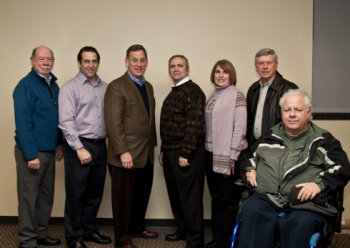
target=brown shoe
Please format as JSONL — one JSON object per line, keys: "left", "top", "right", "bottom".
{"left": 135, "top": 230, "right": 159, "bottom": 239}
{"left": 116, "top": 244, "right": 138, "bottom": 248}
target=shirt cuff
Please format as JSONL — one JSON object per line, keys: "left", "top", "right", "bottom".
{"left": 67, "top": 138, "right": 84, "bottom": 151}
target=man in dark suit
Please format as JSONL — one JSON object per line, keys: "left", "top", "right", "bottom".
{"left": 104, "top": 44, "right": 158, "bottom": 248}
{"left": 246, "top": 48, "right": 298, "bottom": 147}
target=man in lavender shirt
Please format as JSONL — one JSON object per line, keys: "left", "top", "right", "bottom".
{"left": 59, "top": 46, "right": 111, "bottom": 248}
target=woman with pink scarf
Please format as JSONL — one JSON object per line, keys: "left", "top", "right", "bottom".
{"left": 204, "top": 59, "right": 248, "bottom": 248}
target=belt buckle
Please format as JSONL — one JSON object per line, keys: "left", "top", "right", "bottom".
{"left": 273, "top": 192, "right": 282, "bottom": 200}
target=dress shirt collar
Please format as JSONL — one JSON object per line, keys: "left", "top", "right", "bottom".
{"left": 36, "top": 72, "right": 52, "bottom": 86}
{"left": 172, "top": 77, "right": 190, "bottom": 87}
{"left": 77, "top": 71, "right": 101, "bottom": 86}
{"left": 127, "top": 70, "right": 146, "bottom": 86}
{"left": 259, "top": 76, "right": 275, "bottom": 88}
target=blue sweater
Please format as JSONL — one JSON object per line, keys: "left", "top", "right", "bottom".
{"left": 13, "top": 68, "right": 62, "bottom": 160}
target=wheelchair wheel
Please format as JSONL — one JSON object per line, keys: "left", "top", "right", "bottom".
{"left": 317, "top": 239, "right": 337, "bottom": 248}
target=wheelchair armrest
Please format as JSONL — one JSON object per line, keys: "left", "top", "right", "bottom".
{"left": 235, "top": 179, "right": 255, "bottom": 195}
{"left": 235, "top": 179, "right": 249, "bottom": 187}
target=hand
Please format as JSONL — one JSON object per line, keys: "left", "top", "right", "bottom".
{"left": 158, "top": 152, "right": 163, "bottom": 166}
{"left": 55, "top": 145, "right": 63, "bottom": 159}
{"left": 121, "top": 152, "right": 133, "bottom": 169}
{"left": 28, "top": 158, "right": 40, "bottom": 170}
{"left": 76, "top": 147, "right": 92, "bottom": 165}
{"left": 178, "top": 156, "right": 189, "bottom": 167}
{"left": 295, "top": 182, "right": 321, "bottom": 202}
{"left": 229, "top": 161, "right": 235, "bottom": 175}
{"left": 224, "top": 161, "right": 236, "bottom": 178}
{"left": 246, "top": 170, "right": 257, "bottom": 187}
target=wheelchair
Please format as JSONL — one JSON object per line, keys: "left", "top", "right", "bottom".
{"left": 229, "top": 180, "right": 344, "bottom": 248}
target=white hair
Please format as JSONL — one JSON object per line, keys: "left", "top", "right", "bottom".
{"left": 279, "top": 89, "right": 313, "bottom": 111}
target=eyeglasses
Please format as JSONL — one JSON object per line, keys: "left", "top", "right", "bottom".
{"left": 256, "top": 61, "right": 274, "bottom": 67}
{"left": 129, "top": 58, "right": 147, "bottom": 65}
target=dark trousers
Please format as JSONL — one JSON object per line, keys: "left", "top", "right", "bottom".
{"left": 205, "top": 151, "right": 242, "bottom": 248}
{"left": 237, "top": 193, "right": 324, "bottom": 248}
{"left": 15, "top": 146, "right": 55, "bottom": 247}
{"left": 163, "top": 146, "right": 205, "bottom": 248}
{"left": 108, "top": 158, "right": 154, "bottom": 246}
{"left": 63, "top": 140, "right": 107, "bottom": 246}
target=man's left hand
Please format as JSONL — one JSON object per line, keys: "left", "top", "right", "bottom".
{"left": 295, "top": 182, "right": 321, "bottom": 202}
{"left": 179, "top": 156, "right": 189, "bottom": 167}
{"left": 158, "top": 152, "right": 163, "bottom": 166}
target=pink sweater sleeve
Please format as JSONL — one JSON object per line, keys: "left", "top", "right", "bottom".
{"left": 230, "top": 91, "right": 248, "bottom": 161}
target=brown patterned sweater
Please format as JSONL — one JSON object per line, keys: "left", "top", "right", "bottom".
{"left": 160, "top": 80, "right": 206, "bottom": 159}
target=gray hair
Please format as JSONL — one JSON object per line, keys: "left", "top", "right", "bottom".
{"left": 279, "top": 89, "right": 313, "bottom": 111}
{"left": 255, "top": 48, "right": 278, "bottom": 64}
{"left": 31, "top": 46, "right": 54, "bottom": 58}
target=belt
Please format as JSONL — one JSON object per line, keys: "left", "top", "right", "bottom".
{"left": 79, "top": 137, "right": 105, "bottom": 144}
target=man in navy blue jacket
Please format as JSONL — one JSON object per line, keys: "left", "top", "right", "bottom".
{"left": 13, "top": 46, "right": 63, "bottom": 248}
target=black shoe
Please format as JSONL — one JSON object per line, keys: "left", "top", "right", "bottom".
{"left": 165, "top": 233, "right": 186, "bottom": 242}
{"left": 83, "top": 232, "right": 112, "bottom": 244}
{"left": 68, "top": 241, "right": 87, "bottom": 248}
{"left": 37, "top": 236, "right": 61, "bottom": 246}
{"left": 205, "top": 241, "right": 218, "bottom": 248}
{"left": 19, "top": 246, "right": 37, "bottom": 248}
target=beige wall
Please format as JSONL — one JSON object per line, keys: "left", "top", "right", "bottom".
{"left": 1, "top": 0, "right": 348, "bottom": 221}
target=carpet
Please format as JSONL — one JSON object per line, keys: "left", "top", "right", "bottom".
{"left": 0, "top": 225, "right": 211, "bottom": 248}
{"left": 1, "top": 225, "right": 350, "bottom": 248}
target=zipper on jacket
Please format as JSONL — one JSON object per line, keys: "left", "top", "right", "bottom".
{"left": 44, "top": 81, "right": 57, "bottom": 106}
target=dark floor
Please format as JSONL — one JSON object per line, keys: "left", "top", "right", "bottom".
{"left": 0, "top": 225, "right": 212, "bottom": 248}
{"left": 1, "top": 225, "right": 350, "bottom": 248}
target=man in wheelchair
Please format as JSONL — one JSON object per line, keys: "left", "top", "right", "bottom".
{"left": 237, "top": 89, "right": 350, "bottom": 248}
